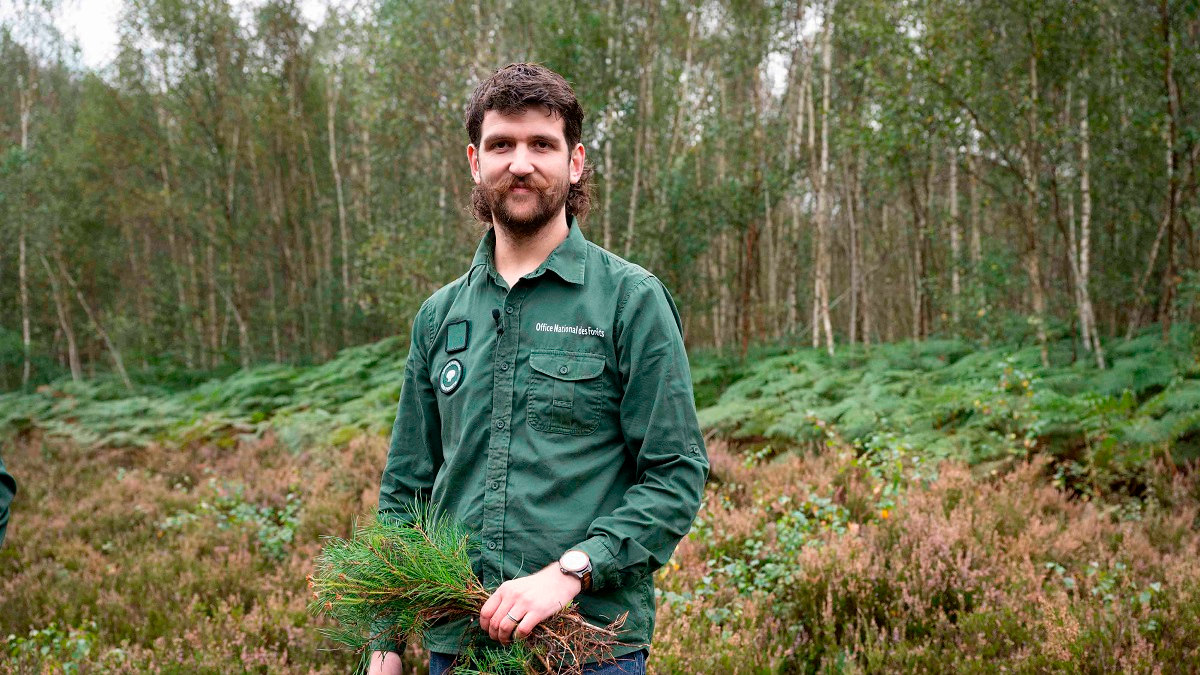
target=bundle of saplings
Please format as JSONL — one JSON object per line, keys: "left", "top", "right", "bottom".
{"left": 309, "top": 504, "right": 628, "bottom": 674}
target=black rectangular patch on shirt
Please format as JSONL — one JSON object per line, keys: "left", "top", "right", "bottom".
{"left": 445, "top": 320, "right": 469, "bottom": 354}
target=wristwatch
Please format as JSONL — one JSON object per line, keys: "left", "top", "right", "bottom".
{"left": 558, "top": 549, "right": 592, "bottom": 592}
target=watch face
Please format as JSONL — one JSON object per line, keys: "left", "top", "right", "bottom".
{"left": 560, "top": 550, "right": 589, "bottom": 572}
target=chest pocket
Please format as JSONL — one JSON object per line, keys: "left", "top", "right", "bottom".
{"left": 527, "top": 350, "right": 606, "bottom": 435}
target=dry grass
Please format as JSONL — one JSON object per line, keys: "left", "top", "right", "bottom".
{"left": 3, "top": 433, "right": 1200, "bottom": 673}
{"left": 0, "top": 432, "right": 426, "bottom": 673}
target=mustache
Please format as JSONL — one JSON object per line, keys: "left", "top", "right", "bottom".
{"left": 496, "top": 174, "right": 547, "bottom": 193}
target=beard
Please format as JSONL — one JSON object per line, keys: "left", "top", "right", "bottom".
{"left": 473, "top": 170, "right": 570, "bottom": 240}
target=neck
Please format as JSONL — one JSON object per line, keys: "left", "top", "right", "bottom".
{"left": 493, "top": 210, "right": 570, "bottom": 288}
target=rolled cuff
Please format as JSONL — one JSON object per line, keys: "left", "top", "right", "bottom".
{"left": 572, "top": 536, "right": 619, "bottom": 593}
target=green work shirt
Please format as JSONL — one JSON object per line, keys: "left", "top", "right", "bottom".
{"left": 0, "top": 453, "right": 15, "bottom": 547}
{"left": 377, "top": 218, "right": 709, "bottom": 658}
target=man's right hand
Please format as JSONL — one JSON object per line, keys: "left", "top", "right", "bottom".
{"left": 366, "top": 650, "right": 402, "bottom": 675}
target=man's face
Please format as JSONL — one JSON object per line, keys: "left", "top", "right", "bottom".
{"left": 468, "top": 106, "right": 585, "bottom": 238}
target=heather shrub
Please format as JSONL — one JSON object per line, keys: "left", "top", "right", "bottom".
{"left": 654, "top": 444, "right": 1200, "bottom": 673}
{"left": 0, "top": 433, "right": 431, "bottom": 673}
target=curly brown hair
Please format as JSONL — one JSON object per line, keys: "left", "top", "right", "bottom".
{"left": 465, "top": 63, "right": 593, "bottom": 223}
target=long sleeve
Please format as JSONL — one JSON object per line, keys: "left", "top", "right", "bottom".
{"left": 379, "top": 299, "right": 444, "bottom": 522}
{"left": 573, "top": 276, "right": 709, "bottom": 591}
{"left": 0, "top": 454, "right": 14, "bottom": 547}
{"left": 373, "top": 301, "right": 444, "bottom": 654}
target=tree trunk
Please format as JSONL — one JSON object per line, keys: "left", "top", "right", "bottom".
{"left": 55, "top": 252, "right": 132, "bottom": 391}
{"left": 904, "top": 161, "right": 927, "bottom": 342}
{"left": 19, "top": 226, "right": 31, "bottom": 388}
{"left": 787, "top": 32, "right": 814, "bottom": 338}
{"left": 327, "top": 74, "right": 352, "bottom": 347}
{"left": 856, "top": 156, "right": 872, "bottom": 347}
{"left": 18, "top": 72, "right": 34, "bottom": 388}
{"left": 844, "top": 162, "right": 860, "bottom": 345}
{"left": 1078, "top": 93, "right": 1105, "bottom": 368}
{"left": 740, "top": 220, "right": 758, "bottom": 358}
{"left": 949, "top": 146, "right": 961, "bottom": 330}
{"left": 601, "top": 0, "right": 619, "bottom": 251}
{"left": 812, "top": 4, "right": 835, "bottom": 355}
{"left": 1157, "top": 0, "right": 1180, "bottom": 341}
{"left": 1126, "top": 209, "right": 1171, "bottom": 339}
{"left": 969, "top": 148, "right": 981, "bottom": 271}
{"left": 882, "top": 204, "right": 896, "bottom": 343}
{"left": 185, "top": 230, "right": 205, "bottom": 368}
{"left": 624, "top": 34, "right": 653, "bottom": 258}
{"left": 1024, "top": 48, "right": 1049, "bottom": 367}
{"left": 204, "top": 180, "right": 220, "bottom": 367}
{"left": 908, "top": 203, "right": 923, "bottom": 343}
{"left": 219, "top": 278, "right": 252, "bottom": 369}
{"left": 267, "top": 259, "right": 283, "bottom": 363}
{"left": 120, "top": 220, "right": 150, "bottom": 367}
{"left": 38, "top": 253, "right": 81, "bottom": 381}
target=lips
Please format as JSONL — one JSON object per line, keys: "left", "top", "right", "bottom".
{"left": 506, "top": 182, "right": 539, "bottom": 195}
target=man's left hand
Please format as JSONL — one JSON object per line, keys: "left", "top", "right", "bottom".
{"left": 479, "top": 562, "right": 582, "bottom": 644}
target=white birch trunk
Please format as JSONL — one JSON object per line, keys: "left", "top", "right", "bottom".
{"left": 327, "top": 75, "right": 351, "bottom": 347}
{"left": 18, "top": 73, "right": 34, "bottom": 388}
{"left": 1078, "top": 94, "right": 1105, "bottom": 368}
{"left": 949, "top": 146, "right": 960, "bottom": 328}
{"left": 815, "top": 4, "right": 835, "bottom": 355}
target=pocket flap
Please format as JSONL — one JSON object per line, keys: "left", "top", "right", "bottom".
{"left": 529, "top": 350, "right": 606, "bottom": 381}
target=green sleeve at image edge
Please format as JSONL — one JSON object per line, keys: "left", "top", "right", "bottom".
{"left": 0, "top": 455, "right": 16, "bottom": 547}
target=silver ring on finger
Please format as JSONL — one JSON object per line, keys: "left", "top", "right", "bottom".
{"left": 505, "top": 611, "right": 523, "bottom": 624}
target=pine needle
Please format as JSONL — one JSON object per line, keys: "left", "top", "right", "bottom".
{"left": 309, "top": 503, "right": 628, "bottom": 674}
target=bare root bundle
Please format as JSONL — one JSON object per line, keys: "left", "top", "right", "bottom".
{"left": 308, "top": 504, "right": 628, "bottom": 674}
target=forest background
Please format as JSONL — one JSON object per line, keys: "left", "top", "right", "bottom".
{"left": 2, "top": 0, "right": 1197, "bottom": 382}
{"left": 3, "top": 0, "right": 1200, "bottom": 672}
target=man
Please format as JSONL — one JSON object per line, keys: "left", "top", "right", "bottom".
{"left": 369, "top": 63, "right": 708, "bottom": 675}
{"left": 0, "top": 454, "right": 13, "bottom": 547}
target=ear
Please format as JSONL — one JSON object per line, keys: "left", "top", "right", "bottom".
{"left": 467, "top": 144, "right": 481, "bottom": 184}
{"left": 569, "top": 143, "right": 585, "bottom": 184}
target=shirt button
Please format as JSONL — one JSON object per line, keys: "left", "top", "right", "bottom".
{"left": 487, "top": 541, "right": 497, "bottom": 550}
{"left": 495, "top": 420, "right": 505, "bottom": 429}
{"left": 491, "top": 481, "right": 499, "bottom": 490}
{"left": 500, "top": 363, "right": 509, "bottom": 371}
{"left": 505, "top": 306, "right": 514, "bottom": 315}
{"left": 558, "top": 365, "right": 569, "bottom": 375}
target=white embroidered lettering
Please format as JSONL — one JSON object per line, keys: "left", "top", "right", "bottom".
{"left": 533, "top": 322, "right": 606, "bottom": 338}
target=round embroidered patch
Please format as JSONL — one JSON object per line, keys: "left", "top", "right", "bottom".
{"left": 439, "top": 359, "right": 464, "bottom": 395}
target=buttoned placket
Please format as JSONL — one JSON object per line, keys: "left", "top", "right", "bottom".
{"left": 480, "top": 277, "right": 528, "bottom": 586}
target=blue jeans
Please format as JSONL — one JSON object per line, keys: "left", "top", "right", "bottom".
{"left": 429, "top": 649, "right": 647, "bottom": 674}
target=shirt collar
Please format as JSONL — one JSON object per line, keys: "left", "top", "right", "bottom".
{"left": 469, "top": 216, "right": 587, "bottom": 287}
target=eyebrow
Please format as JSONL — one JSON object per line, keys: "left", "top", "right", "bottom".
{"left": 482, "top": 133, "right": 562, "bottom": 147}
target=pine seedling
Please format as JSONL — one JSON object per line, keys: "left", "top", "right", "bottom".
{"left": 309, "top": 502, "right": 628, "bottom": 674}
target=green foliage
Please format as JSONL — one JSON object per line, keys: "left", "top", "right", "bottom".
{"left": 311, "top": 503, "right": 486, "bottom": 660}
{"left": 700, "top": 492, "right": 851, "bottom": 597}
{"left": 0, "top": 327, "right": 66, "bottom": 391}
{"left": 0, "top": 336, "right": 409, "bottom": 451}
{"left": 695, "top": 326, "right": 1200, "bottom": 497}
{"left": 158, "top": 480, "right": 301, "bottom": 561}
{"left": 4, "top": 621, "right": 102, "bottom": 673}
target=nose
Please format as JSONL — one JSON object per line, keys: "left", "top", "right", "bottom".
{"left": 508, "top": 144, "right": 534, "bottom": 177}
